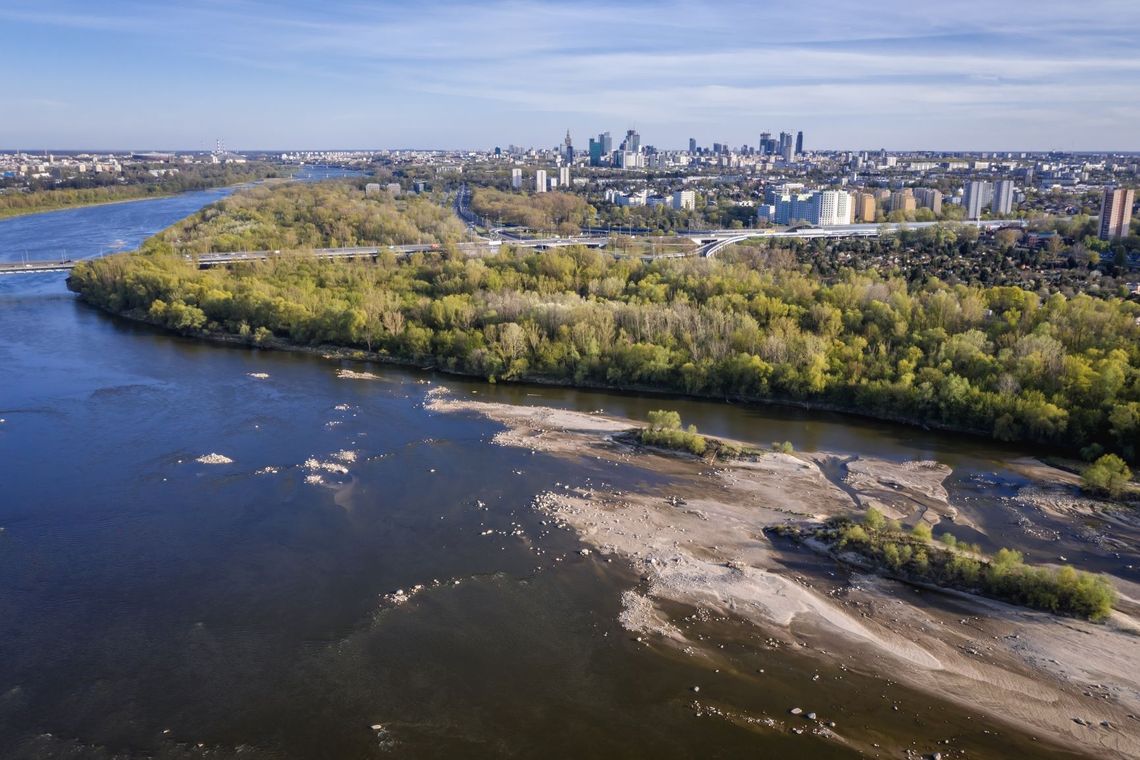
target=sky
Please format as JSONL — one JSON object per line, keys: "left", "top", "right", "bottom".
{"left": 2, "top": 0, "right": 1139, "bottom": 152}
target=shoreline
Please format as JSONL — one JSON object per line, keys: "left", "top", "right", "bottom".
{"left": 0, "top": 174, "right": 290, "bottom": 222}
{"left": 423, "top": 388, "right": 1140, "bottom": 759}
{"left": 67, "top": 297, "right": 1081, "bottom": 464}
{"left": 0, "top": 191, "right": 184, "bottom": 221}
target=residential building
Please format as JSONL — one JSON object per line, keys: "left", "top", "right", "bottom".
{"left": 535, "top": 170, "right": 547, "bottom": 193}
{"left": 1099, "top": 186, "right": 1136, "bottom": 239}
{"left": 855, "top": 192, "right": 876, "bottom": 222}
{"left": 992, "top": 180, "right": 1015, "bottom": 215}
{"left": 812, "top": 190, "right": 853, "bottom": 225}
{"left": 963, "top": 180, "right": 991, "bottom": 219}
{"left": 914, "top": 188, "right": 943, "bottom": 215}
{"left": 672, "top": 190, "right": 695, "bottom": 211}
{"left": 889, "top": 188, "right": 916, "bottom": 214}
{"left": 558, "top": 166, "right": 570, "bottom": 187}
{"left": 511, "top": 168, "right": 522, "bottom": 190}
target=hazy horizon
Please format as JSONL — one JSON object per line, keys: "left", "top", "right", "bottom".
{"left": 3, "top": 0, "right": 1139, "bottom": 152}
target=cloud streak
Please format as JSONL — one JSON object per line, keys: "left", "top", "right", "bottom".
{"left": 1, "top": 0, "right": 1138, "bottom": 149}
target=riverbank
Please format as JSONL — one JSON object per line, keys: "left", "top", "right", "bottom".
{"left": 0, "top": 190, "right": 186, "bottom": 220}
{"left": 72, "top": 296, "right": 1091, "bottom": 471}
{"left": 426, "top": 387, "right": 1140, "bottom": 759}
{"left": 0, "top": 167, "right": 289, "bottom": 221}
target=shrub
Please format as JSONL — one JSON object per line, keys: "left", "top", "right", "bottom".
{"left": 1082, "top": 454, "right": 1133, "bottom": 499}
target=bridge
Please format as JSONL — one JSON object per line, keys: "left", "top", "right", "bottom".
{"left": 0, "top": 219, "right": 1026, "bottom": 275}
{"left": 0, "top": 237, "right": 612, "bottom": 275}
{"left": 697, "top": 219, "right": 1024, "bottom": 257}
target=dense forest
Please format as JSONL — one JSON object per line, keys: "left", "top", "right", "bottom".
{"left": 70, "top": 240, "right": 1140, "bottom": 463}
{"left": 470, "top": 188, "right": 594, "bottom": 234}
{"left": 744, "top": 227, "right": 1139, "bottom": 300}
{"left": 0, "top": 163, "right": 282, "bottom": 218}
{"left": 138, "top": 182, "right": 468, "bottom": 254}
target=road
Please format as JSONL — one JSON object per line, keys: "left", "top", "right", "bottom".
{"left": 1, "top": 220, "right": 1025, "bottom": 275}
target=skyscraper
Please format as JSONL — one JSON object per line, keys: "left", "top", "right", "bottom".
{"left": 563, "top": 130, "right": 574, "bottom": 163}
{"left": 1099, "top": 186, "right": 1136, "bottom": 239}
{"left": 588, "top": 138, "right": 603, "bottom": 167}
{"left": 601, "top": 131, "right": 612, "bottom": 154}
{"left": 621, "top": 129, "right": 641, "bottom": 153}
{"left": 778, "top": 132, "right": 792, "bottom": 156}
{"left": 688, "top": 137, "right": 697, "bottom": 154}
{"left": 992, "top": 180, "right": 1015, "bottom": 215}
{"left": 795, "top": 131, "right": 803, "bottom": 156}
{"left": 759, "top": 132, "right": 772, "bottom": 155}
{"left": 963, "top": 181, "right": 991, "bottom": 220}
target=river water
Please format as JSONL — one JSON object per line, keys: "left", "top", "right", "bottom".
{"left": 0, "top": 190, "right": 1125, "bottom": 758}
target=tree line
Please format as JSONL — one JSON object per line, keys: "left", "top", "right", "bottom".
{"left": 67, "top": 182, "right": 1140, "bottom": 463}
{"left": 0, "top": 163, "right": 282, "bottom": 218}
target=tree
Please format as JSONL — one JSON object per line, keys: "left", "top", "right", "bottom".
{"left": 1082, "top": 454, "right": 1133, "bottom": 499}
{"left": 863, "top": 507, "right": 885, "bottom": 531}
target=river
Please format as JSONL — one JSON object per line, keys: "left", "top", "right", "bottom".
{"left": 0, "top": 188, "right": 1130, "bottom": 758}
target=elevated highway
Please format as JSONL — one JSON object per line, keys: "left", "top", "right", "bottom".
{"left": 1, "top": 220, "right": 1025, "bottom": 275}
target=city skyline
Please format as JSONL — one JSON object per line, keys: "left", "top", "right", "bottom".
{"left": 2, "top": 0, "right": 1139, "bottom": 151}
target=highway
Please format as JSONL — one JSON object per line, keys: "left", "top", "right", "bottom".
{"left": 0, "top": 220, "right": 1024, "bottom": 275}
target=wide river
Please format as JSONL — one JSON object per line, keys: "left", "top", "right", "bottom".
{"left": 0, "top": 185, "right": 1128, "bottom": 758}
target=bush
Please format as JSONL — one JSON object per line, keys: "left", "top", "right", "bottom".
{"left": 863, "top": 507, "right": 886, "bottom": 531}
{"left": 640, "top": 410, "right": 708, "bottom": 456}
{"left": 813, "top": 518, "right": 1117, "bottom": 621}
{"left": 1082, "top": 454, "right": 1133, "bottom": 499}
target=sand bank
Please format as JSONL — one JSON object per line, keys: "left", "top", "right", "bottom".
{"left": 427, "top": 388, "right": 1140, "bottom": 759}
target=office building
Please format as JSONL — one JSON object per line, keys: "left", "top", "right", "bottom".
{"left": 588, "top": 139, "right": 603, "bottom": 167}
{"left": 795, "top": 131, "right": 803, "bottom": 156}
{"left": 558, "top": 166, "right": 570, "bottom": 187}
{"left": 782, "top": 142, "right": 795, "bottom": 163}
{"left": 621, "top": 129, "right": 640, "bottom": 153}
{"left": 511, "top": 168, "right": 522, "bottom": 190}
{"left": 778, "top": 132, "right": 793, "bottom": 156}
{"left": 992, "top": 180, "right": 1015, "bottom": 215}
{"left": 1099, "top": 186, "right": 1135, "bottom": 239}
{"left": 562, "top": 130, "right": 574, "bottom": 164}
{"left": 688, "top": 137, "right": 697, "bottom": 154}
{"left": 963, "top": 181, "right": 991, "bottom": 220}
{"left": 535, "top": 170, "right": 547, "bottom": 193}
{"left": 672, "top": 190, "right": 695, "bottom": 211}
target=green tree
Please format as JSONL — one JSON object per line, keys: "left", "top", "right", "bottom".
{"left": 1082, "top": 454, "right": 1133, "bottom": 499}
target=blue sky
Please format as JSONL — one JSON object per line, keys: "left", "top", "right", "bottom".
{"left": 1, "top": 0, "right": 1138, "bottom": 151}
